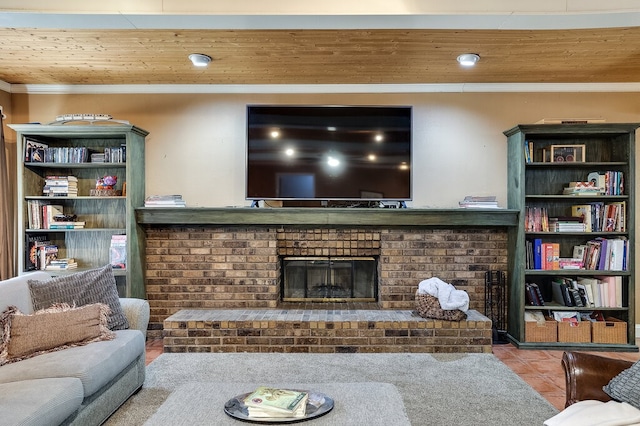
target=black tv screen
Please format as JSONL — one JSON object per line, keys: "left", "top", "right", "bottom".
{"left": 246, "top": 105, "right": 412, "bottom": 201}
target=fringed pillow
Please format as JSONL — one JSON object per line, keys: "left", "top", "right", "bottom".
{"left": 0, "top": 303, "right": 115, "bottom": 365}
{"left": 28, "top": 264, "right": 129, "bottom": 331}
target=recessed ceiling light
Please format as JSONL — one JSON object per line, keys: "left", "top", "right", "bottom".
{"left": 189, "top": 53, "right": 212, "bottom": 67}
{"left": 457, "top": 53, "right": 480, "bottom": 67}
{"left": 327, "top": 156, "right": 340, "bottom": 167}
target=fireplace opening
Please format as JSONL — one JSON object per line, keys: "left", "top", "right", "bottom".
{"left": 281, "top": 257, "right": 377, "bottom": 302}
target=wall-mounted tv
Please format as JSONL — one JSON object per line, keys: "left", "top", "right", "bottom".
{"left": 246, "top": 105, "right": 412, "bottom": 202}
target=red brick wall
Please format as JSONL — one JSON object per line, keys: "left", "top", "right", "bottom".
{"left": 144, "top": 226, "right": 507, "bottom": 338}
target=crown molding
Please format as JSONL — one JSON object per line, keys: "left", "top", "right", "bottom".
{"left": 6, "top": 82, "right": 640, "bottom": 94}
{"left": 2, "top": 10, "right": 640, "bottom": 31}
{"left": 0, "top": 80, "right": 10, "bottom": 93}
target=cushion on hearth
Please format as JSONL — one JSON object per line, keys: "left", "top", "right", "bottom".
{"left": 28, "top": 264, "right": 129, "bottom": 330}
{"left": 0, "top": 303, "right": 114, "bottom": 365}
{"left": 603, "top": 360, "right": 640, "bottom": 410}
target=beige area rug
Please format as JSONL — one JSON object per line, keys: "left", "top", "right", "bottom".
{"left": 106, "top": 352, "right": 559, "bottom": 426}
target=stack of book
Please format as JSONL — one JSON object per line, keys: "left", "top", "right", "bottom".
{"left": 144, "top": 194, "right": 186, "bottom": 207}
{"left": 45, "top": 258, "right": 78, "bottom": 271}
{"left": 49, "top": 219, "right": 85, "bottom": 229}
{"left": 563, "top": 181, "right": 600, "bottom": 196}
{"left": 243, "top": 387, "right": 308, "bottom": 419}
{"left": 458, "top": 195, "right": 499, "bottom": 209}
{"left": 90, "top": 152, "right": 106, "bottom": 163}
{"left": 109, "top": 235, "right": 127, "bottom": 269}
{"left": 43, "top": 175, "right": 78, "bottom": 197}
{"left": 548, "top": 216, "right": 586, "bottom": 233}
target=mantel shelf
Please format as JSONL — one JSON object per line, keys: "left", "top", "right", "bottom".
{"left": 135, "top": 207, "right": 519, "bottom": 227}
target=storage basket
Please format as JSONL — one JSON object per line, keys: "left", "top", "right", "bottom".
{"left": 557, "top": 321, "right": 591, "bottom": 343}
{"left": 592, "top": 318, "right": 627, "bottom": 344}
{"left": 525, "top": 318, "right": 557, "bottom": 342}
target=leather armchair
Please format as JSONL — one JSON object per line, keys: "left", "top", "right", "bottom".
{"left": 562, "top": 351, "right": 633, "bottom": 408}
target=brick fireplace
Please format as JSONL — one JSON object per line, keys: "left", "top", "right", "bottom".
{"left": 142, "top": 216, "right": 511, "bottom": 340}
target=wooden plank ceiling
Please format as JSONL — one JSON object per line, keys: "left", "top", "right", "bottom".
{"left": 1, "top": 26, "right": 640, "bottom": 85}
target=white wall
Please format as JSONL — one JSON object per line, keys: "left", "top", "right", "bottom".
{"left": 9, "top": 91, "right": 639, "bottom": 208}
{"left": 6, "top": 89, "right": 640, "bottom": 317}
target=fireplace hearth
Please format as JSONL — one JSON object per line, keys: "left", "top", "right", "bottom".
{"left": 282, "top": 257, "right": 377, "bottom": 302}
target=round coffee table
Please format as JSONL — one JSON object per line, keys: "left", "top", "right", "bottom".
{"left": 224, "top": 390, "right": 334, "bottom": 423}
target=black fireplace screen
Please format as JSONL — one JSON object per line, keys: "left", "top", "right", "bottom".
{"left": 282, "top": 257, "right": 377, "bottom": 301}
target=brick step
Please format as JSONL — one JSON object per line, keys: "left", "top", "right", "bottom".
{"left": 163, "top": 309, "right": 493, "bottom": 353}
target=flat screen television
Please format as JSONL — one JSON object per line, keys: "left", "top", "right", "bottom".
{"left": 246, "top": 105, "right": 412, "bottom": 202}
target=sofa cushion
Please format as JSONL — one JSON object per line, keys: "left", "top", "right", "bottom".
{"left": 0, "top": 329, "right": 144, "bottom": 398}
{"left": 28, "top": 264, "right": 130, "bottom": 331}
{"left": 0, "top": 271, "right": 51, "bottom": 315}
{"left": 604, "top": 360, "right": 640, "bottom": 410}
{"left": 0, "top": 303, "right": 114, "bottom": 365}
{"left": 0, "top": 377, "right": 83, "bottom": 426}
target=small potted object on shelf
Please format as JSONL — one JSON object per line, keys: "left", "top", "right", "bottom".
{"left": 90, "top": 175, "right": 122, "bottom": 196}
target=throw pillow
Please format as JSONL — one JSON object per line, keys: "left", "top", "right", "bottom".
{"left": 0, "top": 303, "right": 115, "bottom": 365}
{"left": 28, "top": 264, "right": 129, "bottom": 331}
{"left": 604, "top": 361, "right": 640, "bottom": 410}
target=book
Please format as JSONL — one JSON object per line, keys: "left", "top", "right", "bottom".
{"left": 25, "top": 234, "right": 49, "bottom": 271}
{"left": 533, "top": 239, "right": 542, "bottom": 270}
{"left": 39, "top": 244, "right": 58, "bottom": 270}
{"left": 595, "top": 276, "right": 622, "bottom": 308}
{"left": 43, "top": 204, "right": 64, "bottom": 229}
{"left": 577, "top": 277, "right": 599, "bottom": 307}
{"left": 525, "top": 282, "right": 545, "bottom": 306}
{"left": 458, "top": 195, "right": 499, "bottom": 209}
{"left": 45, "top": 258, "right": 78, "bottom": 270}
{"left": 144, "top": 194, "right": 187, "bottom": 207}
{"left": 110, "top": 235, "right": 127, "bottom": 269}
{"left": 243, "top": 387, "right": 308, "bottom": 418}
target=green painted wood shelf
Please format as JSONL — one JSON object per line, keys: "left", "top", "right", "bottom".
{"left": 135, "top": 207, "right": 519, "bottom": 227}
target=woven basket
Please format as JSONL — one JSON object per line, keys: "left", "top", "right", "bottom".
{"left": 557, "top": 321, "right": 591, "bottom": 343}
{"left": 592, "top": 319, "right": 627, "bottom": 344}
{"left": 415, "top": 291, "right": 467, "bottom": 321}
{"left": 525, "top": 318, "right": 557, "bottom": 342}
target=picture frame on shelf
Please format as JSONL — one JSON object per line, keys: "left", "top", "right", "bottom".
{"left": 550, "top": 144, "right": 585, "bottom": 163}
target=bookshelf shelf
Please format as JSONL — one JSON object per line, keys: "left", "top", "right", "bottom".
{"left": 25, "top": 163, "right": 127, "bottom": 169}
{"left": 11, "top": 124, "right": 148, "bottom": 298}
{"left": 505, "top": 123, "right": 638, "bottom": 351}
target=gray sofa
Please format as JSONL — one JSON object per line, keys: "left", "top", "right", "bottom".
{"left": 0, "top": 271, "right": 150, "bottom": 426}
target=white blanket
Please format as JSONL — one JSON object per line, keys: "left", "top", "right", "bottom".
{"left": 544, "top": 400, "right": 640, "bottom": 426}
{"left": 417, "top": 277, "right": 469, "bottom": 312}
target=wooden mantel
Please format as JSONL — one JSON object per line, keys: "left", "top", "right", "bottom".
{"left": 135, "top": 207, "right": 519, "bottom": 227}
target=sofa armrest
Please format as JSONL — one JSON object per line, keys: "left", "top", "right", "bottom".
{"left": 119, "top": 298, "right": 150, "bottom": 338}
{"left": 562, "top": 351, "right": 633, "bottom": 408}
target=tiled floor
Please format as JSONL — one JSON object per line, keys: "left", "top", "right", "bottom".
{"left": 144, "top": 338, "right": 640, "bottom": 411}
